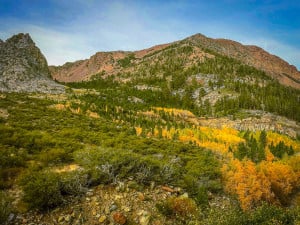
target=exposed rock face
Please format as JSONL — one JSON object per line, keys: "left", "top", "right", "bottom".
{"left": 199, "top": 111, "right": 300, "bottom": 138}
{"left": 49, "top": 43, "right": 171, "bottom": 83}
{"left": 50, "top": 33, "right": 300, "bottom": 89}
{"left": 188, "top": 34, "right": 300, "bottom": 89}
{"left": 50, "top": 51, "right": 128, "bottom": 82}
{"left": 0, "top": 33, "right": 64, "bottom": 93}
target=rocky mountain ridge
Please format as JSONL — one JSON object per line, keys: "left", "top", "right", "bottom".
{"left": 49, "top": 43, "right": 171, "bottom": 83}
{"left": 50, "top": 33, "right": 300, "bottom": 89}
{"left": 0, "top": 33, "right": 64, "bottom": 93}
{"left": 188, "top": 34, "right": 300, "bottom": 89}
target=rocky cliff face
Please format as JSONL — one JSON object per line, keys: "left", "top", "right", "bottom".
{"left": 0, "top": 33, "right": 64, "bottom": 93}
{"left": 50, "top": 33, "right": 300, "bottom": 89}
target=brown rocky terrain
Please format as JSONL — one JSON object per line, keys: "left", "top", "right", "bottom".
{"left": 7, "top": 180, "right": 228, "bottom": 225}
{"left": 0, "top": 33, "right": 64, "bottom": 93}
{"left": 49, "top": 43, "right": 171, "bottom": 83}
{"left": 50, "top": 33, "right": 300, "bottom": 89}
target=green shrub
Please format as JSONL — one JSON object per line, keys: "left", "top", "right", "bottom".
{"left": 19, "top": 168, "right": 90, "bottom": 211}
{"left": 0, "top": 145, "right": 27, "bottom": 168}
{"left": 74, "top": 147, "right": 164, "bottom": 185}
{"left": 203, "top": 202, "right": 297, "bottom": 225}
{"left": 203, "top": 204, "right": 246, "bottom": 225}
{"left": 0, "top": 167, "right": 22, "bottom": 189}
{"left": 20, "top": 170, "right": 63, "bottom": 210}
{"left": 38, "top": 148, "right": 71, "bottom": 166}
{"left": 248, "top": 203, "right": 295, "bottom": 225}
{"left": 194, "top": 186, "right": 209, "bottom": 207}
{"left": 0, "top": 191, "right": 12, "bottom": 224}
{"left": 60, "top": 170, "right": 88, "bottom": 195}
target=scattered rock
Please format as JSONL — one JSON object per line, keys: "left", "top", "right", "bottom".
{"left": 58, "top": 216, "right": 64, "bottom": 223}
{"left": 139, "top": 210, "right": 151, "bottom": 225}
{"left": 174, "top": 187, "right": 182, "bottom": 193}
{"left": 114, "top": 194, "right": 122, "bottom": 200}
{"left": 8, "top": 213, "right": 15, "bottom": 222}
{"left": 109, "top": 204, "right": 118, "bottom": 212}
{"left": 112, "top": 212, "right": 127, "bottom": 225}
{"left": 98, "top": 215, "right": 107, "bottom": 223}
{"left": 137, "top": 192, "right": 145, "bottom": 201}
{"left": 116, "top": 181, "right": 126, "bottom": 192}
{"left": 181, "top": 193, "right": 189, "bottom": 198}
{"left": 64, "top": 215, "right": 71, "bottom": 222}
{"left": 161, "top": 186, "right": 175, "bottom": 193}
{"left": 121, "top": 206, "right": 131, "bottom": 212}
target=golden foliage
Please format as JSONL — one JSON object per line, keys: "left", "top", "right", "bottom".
{"left": 153, "top": 107, "right": 195, "bottom": 118}
{"left": 267, "top": 131, "right": 300, "bottom": 152}
{"left": 86, "top": 110, "right": 100, "bottom": 119}
{"left": 265, "top": 149, "right": 275, "bottom": 162}
{"left": 222, "top": 159, "right": 273, "bottom": 210}
{"left": 51, "top": 104, "right": 66, "bottom": 110}
{"left": 135, "top": 126, "right": 143, "bottom": 136}
{"left": 133, "top": 107, "right": 300, "bottom": 210}
{"left": 223, "top": 158, "right": 300, "bottom": 210}
{"left": 259, "top": 161, "right": 299, "bottom": 202}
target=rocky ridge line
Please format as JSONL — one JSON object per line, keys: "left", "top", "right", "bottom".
{"left": 188, "top": 34, "right": 300, "bottom": 89}
{"left": 50, "top": 33, "right": 300, "bottom": 89}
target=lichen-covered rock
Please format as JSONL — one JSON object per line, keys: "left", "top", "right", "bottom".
{"left": 0, "top": 33, "right": 64, "bottom": 93}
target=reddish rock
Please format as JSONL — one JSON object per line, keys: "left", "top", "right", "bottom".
{"left": 112, "top": 212, "right": 127, "bottom": 225}
{"left": 137, "top": 192, "right": 145, "bottom": 201}
{"left": 161, "top": 186, "right": 175, "bottom": 193}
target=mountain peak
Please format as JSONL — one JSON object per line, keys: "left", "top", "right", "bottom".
{"left": 0, "top": 33, "right": 64, "bottom": 93}
{"left": 189, "top": 33, "right": 208, "bottom": 39}
{"left": 50, "top": 33, "right": 300, "bottom": 89}
{"left": 6, "top": 33, "right": 35, "bottom": 48}
{"left": 185, "top": 33, "right": 300, "bottom": 88}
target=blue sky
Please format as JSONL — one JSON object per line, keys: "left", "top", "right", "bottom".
{"left": 0, "top": 0, "right": 299, "bottom": 69}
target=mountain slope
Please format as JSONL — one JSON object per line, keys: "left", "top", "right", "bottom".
{"left": 188, "top": 34, "right": 300, "bottom": 89}
{"left": 50, "top": 33, "right": 300, "bottom": 89}
{"left": 1, "top": 33, "right": 300, "bottom": 225}
{"left": 49, "top": 43, "right": 171, "bottom": 82}
{"left": 0, "top": 33, "right": 64, "bottom": 93}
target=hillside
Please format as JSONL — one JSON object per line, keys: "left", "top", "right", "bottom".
{"left": 0, "top": 33, "right": 300, "bottom": 224}
{"left": 50, "top": 33, "right": 300, "bottom": 89}
{"left": 0, "top": 33, "right": 64, "bottom": 93}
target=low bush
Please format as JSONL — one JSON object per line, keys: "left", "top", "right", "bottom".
{"left": 19, "top": 169, "right": 88, "bottom": 210}
{"left": 20, "top": 170, "right": 63, "bottom": 210}
{"left": 0, "top": 191, "right": 12, "bottom": 224}
{"left": 38, "top": 148, "right": 71, "bottom": 166}
{"left": 0, "top": 167, "right": 22, "bottom": 189}
{"left": 60, "top": 170, "right": 88, "bottom": 195}
{"left": 203, "top": 204, "right": 246, "bottom": 225}
{"left": 247, "top": 202, "right": 296, "bottom": 225}
{"left": 202, "top": 202, "right": 298, "bottom": 225}
{"left": 156, "top": 196, "right": 198, "bottom": 220}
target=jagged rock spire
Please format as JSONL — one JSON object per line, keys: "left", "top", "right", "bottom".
{"left": 0, "top": 33, "right": 64, "bottom": 93}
